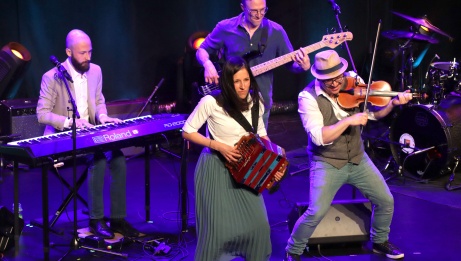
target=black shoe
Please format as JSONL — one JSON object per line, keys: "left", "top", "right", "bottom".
{"left": 373, "top": 241, "right": 404, "bottom": 259}
{"left": 89, "top": 219, "right": 114, "bottom": 239}
{"left": 285, "top": 251, "right": 301, "bottom": 261}
{"left": 110, "top": 218, "right": 141, "bottom": 238}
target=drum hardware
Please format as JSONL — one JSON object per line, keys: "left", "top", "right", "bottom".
{"left": 397, "top": 39, "right": 415, "bottom": 92}
{"left": 381, "top": 30, "right": 439, "bottom": 44}
{"left": 385, "top": 144, "right": 432, "bottom": 184}
{"left": 425, "top": 60, "right": 460, "bottom": 104}
{"left": 391, "top": 12, "right": 453, "bottom": 40}
{"left": 445, "top": 156, "right": 461, "bottom": 191}
{"left": 431, "top": 86, "right": 445, "bottom": 106}
{"left": 362, "top": 124, "right": 394, "bottom": 171}
{"left": 362, "top": 126, "right": 415, "bottom": 181}
{"left": 381, "top": 156, "right": 395, "bottom": 173}
{"left": 390, "top": 12, "right": 453, "bottom": 103}
{"left": 381, "top": 29, "right": 427, "bottom": 93}
{"left": 362, "top": 114, "right": 400, "bottom": 175}
{"left": 456, "top": 81, "right": 461, "bottom": 93}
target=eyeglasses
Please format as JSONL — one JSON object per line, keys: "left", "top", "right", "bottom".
{"left": 246, "top": 7, "right": 268, "bottom": 17}
{"left": 321, "top": 74, "right": 344, "bottom": 88}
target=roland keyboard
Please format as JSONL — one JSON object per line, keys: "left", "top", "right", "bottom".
{"left": 0, "top": 113, "right": 188, "bottom": 166}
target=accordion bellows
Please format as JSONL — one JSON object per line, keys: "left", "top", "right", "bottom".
{"left": 226, "top": 133, "right": 289, "bottom": 193}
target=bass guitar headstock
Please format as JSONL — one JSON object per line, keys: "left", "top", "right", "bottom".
{"left": 321, "top": 31, "right": 353, "bottom": 49}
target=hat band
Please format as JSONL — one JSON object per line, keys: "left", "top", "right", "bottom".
{"left": 316, "top": 62, "right": 344, "bottom": 75}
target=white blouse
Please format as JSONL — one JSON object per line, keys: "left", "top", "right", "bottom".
{"left": 182, "top": 95, "right": 267, "bottom": 147}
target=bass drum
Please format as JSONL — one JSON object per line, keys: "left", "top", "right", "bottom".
{"left": 390, "top": 95, "right": 461, "bottom": 179}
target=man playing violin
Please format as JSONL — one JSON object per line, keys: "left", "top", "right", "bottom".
{"left": 285, "top": 50, "right": 412, "bottom": 260}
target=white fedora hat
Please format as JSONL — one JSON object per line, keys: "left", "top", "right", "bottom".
{"left": 310, "top": 50, "right": 348, "bottom": 80}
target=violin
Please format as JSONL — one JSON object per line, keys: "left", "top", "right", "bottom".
{"left": 337, "top": 76, "right": 422, "bottom": 109}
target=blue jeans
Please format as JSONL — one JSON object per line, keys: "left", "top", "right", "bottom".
{"left": 286, "top": 153, "right": 394, "bottom": 255}
{"left": 87, "top": 150, "right": 127, "bottom": 220}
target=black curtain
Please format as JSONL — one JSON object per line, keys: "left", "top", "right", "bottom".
{"left": 1, "top": 0, "right": 459, "bottom": 112}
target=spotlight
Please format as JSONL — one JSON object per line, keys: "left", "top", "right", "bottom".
{"left": 187, "top": 31, "right": 209, "bottom": 52}
{"left": 0, "top": 42, "right": 32, "bottom": 99}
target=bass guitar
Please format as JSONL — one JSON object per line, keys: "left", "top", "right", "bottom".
{"left": 198, "top": 32, "right": 353, "bottom": 96}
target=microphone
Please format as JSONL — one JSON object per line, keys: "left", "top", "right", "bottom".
{"left": 328, "top": 0, "right": 341, "bottom": 13}
{"left": 50, "top": 55, "right": 73, "bottom": 83}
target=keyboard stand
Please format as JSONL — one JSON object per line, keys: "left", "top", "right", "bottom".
{"left": 30, "top": 166, "right": 89, "bottom": 234}
{"left": 49, "top": 167, "right": 89, "bottom": 228}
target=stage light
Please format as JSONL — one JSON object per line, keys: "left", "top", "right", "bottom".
{"left": 187, "top": 31, "right": 209, "bottom": 51}
{"left": 419, "top": 25, "right": 429, "bottom": 34}
{"left": 417, "top": 15, "right": 432, "bottom": 35}
{"left": 0, "top": 42, "right": 32, "bottom": 99}
{"left": 192, "top": 38, "right": 205, "bottom": 50}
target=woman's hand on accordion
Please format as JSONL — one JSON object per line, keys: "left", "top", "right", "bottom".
{"left": 217, "top": 142, "right": 242, "bottom": 163}
{"left": 266, "top": 169, "right": 286, "bottom": 189}
{"left": 274, "top": 170, "right": 285, "bottom": 181}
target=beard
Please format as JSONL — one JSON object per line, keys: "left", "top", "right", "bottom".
{"left": 70, "top": 56, "right": 90, "bottom": 73}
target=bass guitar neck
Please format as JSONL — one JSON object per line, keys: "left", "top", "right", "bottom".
{"left": 198, "top": 32, "right": 354, "bottom": 96}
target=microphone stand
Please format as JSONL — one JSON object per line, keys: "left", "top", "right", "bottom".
{"left": 129, "top": 78, "right": 165, "bottom": 162}
{"left": 329, "top": 1, "right": 373, "bottom": 199}
{"left": 54, "top": 67, "right": 82, "bottom": 257}
{"left": 329, "top": 1, "right": 358, "bottom": 76}
{"left": 57, "top": 68, "right": 121, "bottom": 259}
{"left": 137, "top": 78, "right": 164, "bottom": 118}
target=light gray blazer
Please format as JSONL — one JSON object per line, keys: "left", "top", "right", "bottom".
{"left": 37, "top": 61, "right": 108, "bottom": 135}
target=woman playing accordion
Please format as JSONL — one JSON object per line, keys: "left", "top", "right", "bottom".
{"left": 182, "top": 56, "right": 285, "bottom": 260}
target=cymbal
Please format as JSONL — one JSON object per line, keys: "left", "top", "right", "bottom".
{"left": 392, "top": 11, "right": 453, "bottom": 39}
{"left": 382, "top": 30, "right": 439, "bottom": 44}
{"left": 431, "top": 61, "right": 459, "bottom": 71}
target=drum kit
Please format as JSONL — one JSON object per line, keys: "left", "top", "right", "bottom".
{"left": 375, "top": 12, "right": 461, "bottom": 189}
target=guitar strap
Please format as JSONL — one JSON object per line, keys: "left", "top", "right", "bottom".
{"left": 209, "top": 93, "right": 259, "bottom": 135}
{"left": 227, "top": 99, "right": 259, "bottom": 135}
{"left": 258, "top": 18, "right": 269, "bottom": 55}
{"left": 207, "top": 95, "right": 261, "bottom": 173}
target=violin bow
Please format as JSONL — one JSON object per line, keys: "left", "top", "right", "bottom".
{"left": 363, "top": 19, "right": 383, "bottom": 114}
{"left": 362, "top": 20, "right": 382, "bottom": 133}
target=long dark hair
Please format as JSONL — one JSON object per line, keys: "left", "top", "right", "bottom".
{"left": 215, "top": 56, "right": 262, "bottom": 114}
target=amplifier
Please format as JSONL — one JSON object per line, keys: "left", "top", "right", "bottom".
{"left": 106, "top": 98, "right": 151, "bottom": 120}
{"left": 0, "top": 206, "right": 24, "bottom": 252}
{"left": 0, "top": 99, "right": 45, "bottom": 140}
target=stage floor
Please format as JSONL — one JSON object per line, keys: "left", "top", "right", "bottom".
{"left": 1, "top": 112, "right": 460, "bottom": 260}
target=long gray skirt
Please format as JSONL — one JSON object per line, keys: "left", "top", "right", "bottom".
{"left": 194, "top": 149, "right": 271, "bottom": 261}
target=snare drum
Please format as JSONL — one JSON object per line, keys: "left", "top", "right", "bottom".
{"left": 389, "top": 95, "right": 461, "bottom": 179}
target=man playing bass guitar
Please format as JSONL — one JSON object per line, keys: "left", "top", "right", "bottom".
{"left": 196, "top": 0, "right": 311, "bottom": 128}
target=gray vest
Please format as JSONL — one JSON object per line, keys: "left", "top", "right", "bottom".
{"left": 306, "top": 85, "right": 364, "bottom": 169}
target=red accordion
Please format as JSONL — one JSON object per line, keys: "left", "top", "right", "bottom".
{"left": 225, "top": 133, "right": 289, "bottom": 193}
